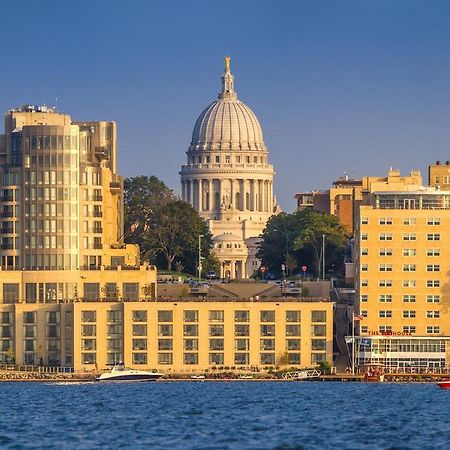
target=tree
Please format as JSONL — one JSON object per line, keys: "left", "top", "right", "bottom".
{"left": 257, "top": 209, "right": 348, "bottom": 278}
{"left": 124, "top": 176, "right": 213, "bottom": 274}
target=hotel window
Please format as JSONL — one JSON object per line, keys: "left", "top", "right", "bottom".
{"left": 379, "top": 294, "right": 392, "bottom": 302}
{"left": 378, "top": 326, "right": 392, "bottom": 333}
{"left": 286, "top": 311, "right": 301, "bottom": 322}
{"left": 107, "top": 338, "right": 122, "bottom": 351}
{"left": 132, "top": 353, "right": 147, "bottom": 365}
{"left": 123, "top": 283, "right": 139, "bottom": 301}
{"left": 445, "top": 176, "right": 450, "bottom": 184}
{"left": 361, "top": 295, "right": 368, "bottom": 302}
{"left": 360, "top": 310, "right": 368, "bottom": 318}
{"left": 158, "top": 310, "right": 173, "bottom": 322}
{"left": 132, "top": 324, "right": 147, "bottom": 336}
{"left": 311, "top": 353, "right": 326, "bottom": 364}
{"left": 107, "top": 310, "right": 122, "bottom": 323}
{"left": 286, "top": 339, "right": 300, "bottom": 351}
{"left": 403, "top": 280, "right": 416, "bottom": 288}
{"left": 403, "top": 233, "right": 416, "bottom": 241}
{"left": 132, "top": 339, "right": 147, "bottom": 351}
{"left": 426, "top": 311, "right": 440, "bottom": 319}
{"left": 183, "top": 325, "right": 198, "bottom": 336}
{"left": 361, "top": 264, "right": 368, "bottom": 272}
{"left": 426, "top": 265, "right": 440, "bottom": 272}
{"left": 311, "top": 325, "right": 326, "bottom": 337}
{"left": 107, "top": 324, "right": 122, "bottom": 336}
{"left": 402, "top": 326, "right": 416, "bottom": 333}
{"left": 361, "top": 217, "right": 368, "bottom": 225}
{"left": 132, "top": 311, "right": 147, "bottom": 322}
{"left": 209, "top": 310, "right": 224, "bottom": 322}
{"left": 2, "top": 283, "right": 19, "bottom": 304}
{"left": 215, "top": 155, "right": 220, "bottom": 163}
{"left": 361, "top": 248, "right": 368, "bottom": 256}
{"left": 287, "top": 353, "right": 300, "bottom": 365}
{"left": 378, "top": 248, "right": 392, "bottom": 256}
{"left": 158, "top": 353, "right": 173, "bottom": 365}
{"left": 361, "top": 279, "right": 368, "bottom": 287}
{"left": 82, "top": 353, "right": 96, "bottom": 364}
{"left": 209, "top": 325, "right": 224, "bottom": 336}
{"left": 81, "top": 325, "right": 96, "bottom": 336}
{"left": 379, "top": 310, "right": 392, "bottom": 318}
{"left": 235, "top": 339, "right": 250, "bottom": 351}
{"left": 209, "top": 353, "right": 224, "bottom": 365}
{"left": 235, "top": 353, "right": 249, "bottom": 365}
{"left": 426, "top": 295, "right": 440, "bottom": 303}
{"left": 158, "top": 324, "right": 173, "bottom": 336}
{"left": 403, "top": 310, "right": 416, "bottom": 318}
{"left": 426, "top": 280, "right": 440, "bottom": 288}
{"left": 427, "top": 233, "right": 440, "bottom": 241}
{"left": 311, "top": 311, "right": 326, "bottom": 323}
{"left": 426, "top": 326, "right": 440, "bottom": 334}
{"left": 286, "top": 325, "right": 301, "bottom": 337}
{"left": 361, "top": 233, "right": 368, "bottom": 241}
{"left": 184, "top": 339, "right": 198, "bottom": 351}
{"left": 378, "top": 280, "right": 392, "bottom": 287}
{"left": 379, "top": 264, "right": 392, "bottom": 272}
{"left": 260, "top": 325, "right": 275, "bottom": 336}
{"left": 312, "top": 339, "right": 326, "bottom": 351}
{"left": 427, "top": 218, "right": 440, "bottom": 225}
{"left": 402, "top": 295, "right": 416, "bottom": 303}
{"left": 379, "top": 233, "right": 392, "bottom": 241}
{"left": 379, "top": 217, "right": 393, "bottom": 225}
{"left": 361, "top": 326, "right": 368, "bottom": 333}
{"left": 81, "top": 311, "right": 96, "bottom": 322}
{"left": 83, "top": 283, "right": 100, "bottom": 301}
{"left": 426, "top": 249, "right": 440, "bottom": 256}
{"left": 184, "top": 353, "right": 198, "bottom": 365}
{"left": 403, "top": 249, "right": 416, "bottom": 257}
{"left": 158, "top": 339, "right": 173, "bottom": 351}
{"left": 235, "top": 310, "right": 249, "bottom": 322}
{"left": 209, "top": 339, "right": 224, "bottom": 351}
{"left": 403, "top": 264, "right": 416, "bottom": 272}
{"left": 260, "top": 310, "right": 275, "bottom": 322}
{"left": 82, "top": 339, "right": 96, "bottom": 351}
{"left": 260, "top": 353, "right": 275, "bottom": 365}
{"left": 235, "top": 324, "right": 249, "bottom": 336}
{"left": 260, "top": 339, "right": 275, "bottom": 351}
{"left": 403, "top": 218, "right": 416, "bottom": 225}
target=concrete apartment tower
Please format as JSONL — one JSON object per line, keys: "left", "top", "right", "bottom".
{"left": 180, "top": 58, "right": 278, "bottom": 278}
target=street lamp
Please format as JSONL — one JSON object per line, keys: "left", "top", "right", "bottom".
{"left": 274, "top": 229, "right": 289, "bottom": 280}
{"left": 198, "top": 234, "right": 204, "bottom": 280}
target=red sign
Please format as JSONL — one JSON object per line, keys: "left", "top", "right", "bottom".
{"left": 301, "top": 265, "right": 307, "bottom": 272}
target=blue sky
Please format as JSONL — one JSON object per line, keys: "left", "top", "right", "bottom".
{"left": 1, "top": 0, "right": 450, "bottom": 211}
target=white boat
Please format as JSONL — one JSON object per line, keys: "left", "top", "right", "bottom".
{"left": 283, "top": 369, "right": 322, "bottom": 380}
{"left": 97, "top": 363, "right": 163, "bottom": 382}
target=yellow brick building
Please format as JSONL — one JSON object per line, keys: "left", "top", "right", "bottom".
{"left": 355, "top": 169, "right": 450, "bottom": 372}
{"left": 0, "top": 298, "right": 332, "bottom": 372}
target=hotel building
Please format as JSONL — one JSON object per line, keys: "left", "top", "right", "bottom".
{"left": 355, "top": 169, "right": 450, "bottom": 372}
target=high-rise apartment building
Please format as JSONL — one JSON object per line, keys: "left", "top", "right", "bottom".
{"left": 355, "top": 169, "right": 450, "bottom": 372}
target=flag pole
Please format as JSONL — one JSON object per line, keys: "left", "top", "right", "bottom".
{"left": 352, "top": 312, "right": 355, "bottom": 376}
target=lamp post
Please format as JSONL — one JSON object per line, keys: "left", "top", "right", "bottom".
{"left": 198, "top": 234, "right": 204, "bottom": 280}
{"left": 322, "top": 234, "right": 326, "bottom": 280}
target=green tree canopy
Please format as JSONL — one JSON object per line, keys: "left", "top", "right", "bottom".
{"left": 257, "top": 209, "right": 348, "bottom": 278}
{"left": 124, "top": 176, "right": 213, "bottom": 274}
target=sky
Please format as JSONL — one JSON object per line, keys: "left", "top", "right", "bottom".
{"left": 1, "top": 0, "right": 450, "bottom": 211}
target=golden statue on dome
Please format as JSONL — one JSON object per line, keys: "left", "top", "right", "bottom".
{"left": 225, "top": 55, "right": 231, "bottom": 71}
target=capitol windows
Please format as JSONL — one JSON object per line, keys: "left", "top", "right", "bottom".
{"left": 215, "top": 155, "right": 220, "bottom": 163}
{"left": 225, "top": 155, "right": 230, "bottom": 163}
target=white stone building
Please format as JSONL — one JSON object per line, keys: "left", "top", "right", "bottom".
{"left": 180, "top": 57, "right": 278, "bottom": 278}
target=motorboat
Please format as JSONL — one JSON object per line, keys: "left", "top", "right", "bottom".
{"left": 364, "top": 363, "right": 384, "bottom": 382}
{"left": 97, "top": 363, "right": 163, "bottom": 382}
{"left": 436, "top": 380, "right": 450, "bottom": 389}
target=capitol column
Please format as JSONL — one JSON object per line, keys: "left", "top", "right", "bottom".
{"left": 199, "top": 179, "right": 203, "bottom": 211}
{"left": 208, "top": 179, "right": 213, "bottom": 211}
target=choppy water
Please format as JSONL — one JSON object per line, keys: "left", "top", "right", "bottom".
{"left": 0, "top": 381, "right": 448, "bottom": 449}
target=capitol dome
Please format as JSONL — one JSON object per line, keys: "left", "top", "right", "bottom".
{"left": 189, "top": 57, "right": 266, "bottom": 152}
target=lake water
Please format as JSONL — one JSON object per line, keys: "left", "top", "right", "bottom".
{"left": 0, "top": 381, "right": 448, "bottom": 449}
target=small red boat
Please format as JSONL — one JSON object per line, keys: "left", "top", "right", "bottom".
{"left": 436, "top": 380, "right": 450, "bottom": 389}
